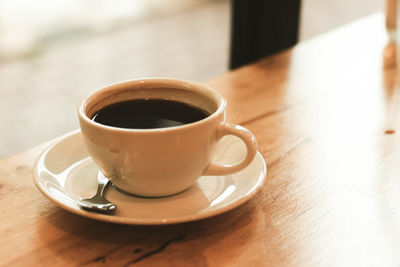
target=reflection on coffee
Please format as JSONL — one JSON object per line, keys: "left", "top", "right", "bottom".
{"left": 92, "top": 99, "right": 210, "bottom": 129}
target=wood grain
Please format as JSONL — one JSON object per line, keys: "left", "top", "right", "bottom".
{"left": 1, "top": 13, "right": 400, "bottom": 266}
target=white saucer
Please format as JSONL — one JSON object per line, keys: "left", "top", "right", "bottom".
{"left": 33, "top": 130, "right": 267, "bottom": 225}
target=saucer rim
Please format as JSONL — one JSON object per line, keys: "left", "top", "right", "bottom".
{"left": 32, "top": 130, "right": 267, "bottom": 225}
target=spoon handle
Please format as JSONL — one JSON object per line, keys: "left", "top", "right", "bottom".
{"left": 97, "top": 172, "right": 109, "bottom": 195}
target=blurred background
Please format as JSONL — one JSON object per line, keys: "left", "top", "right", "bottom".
{"left": 0, "top": 0, "right": 382, "bottom": 158}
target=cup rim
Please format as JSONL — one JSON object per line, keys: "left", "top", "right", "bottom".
{"left": 78, "top": 77, "right": 226, "bottom": 133}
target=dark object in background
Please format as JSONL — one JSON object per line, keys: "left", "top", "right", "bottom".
{"left": 230, "top": 0, "right": 302, "bottom": 69}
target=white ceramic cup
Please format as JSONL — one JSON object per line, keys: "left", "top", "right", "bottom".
{"left": 78, "top": 78, "right": 257, "bottom": 197}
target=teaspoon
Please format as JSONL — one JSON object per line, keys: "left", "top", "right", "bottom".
{"left": 77, "top": 172, "right": 116, "bottom": 213}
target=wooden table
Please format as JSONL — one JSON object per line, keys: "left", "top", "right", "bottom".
{"left": 1, "top": 13, "right": 400, "bottom": 266}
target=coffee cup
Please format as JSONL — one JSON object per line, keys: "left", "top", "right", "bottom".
{"left": 78, "top": 78, "right": 257, "bottom": 197}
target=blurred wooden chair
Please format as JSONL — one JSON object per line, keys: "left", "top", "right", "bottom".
{"left": 230, "top": 0, "right": 302, "bottom": 69}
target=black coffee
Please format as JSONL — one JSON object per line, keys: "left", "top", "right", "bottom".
{"left": 92, "top": 99, "right": 210, "bottom": 129}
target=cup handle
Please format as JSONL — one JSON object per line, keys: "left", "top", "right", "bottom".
{"left": 203, "top": 123, "right": 258, "bottom": 176}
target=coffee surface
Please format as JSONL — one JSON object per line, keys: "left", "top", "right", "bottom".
{"left": 92, "top": 99, "right": 210, "bottom": 129}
